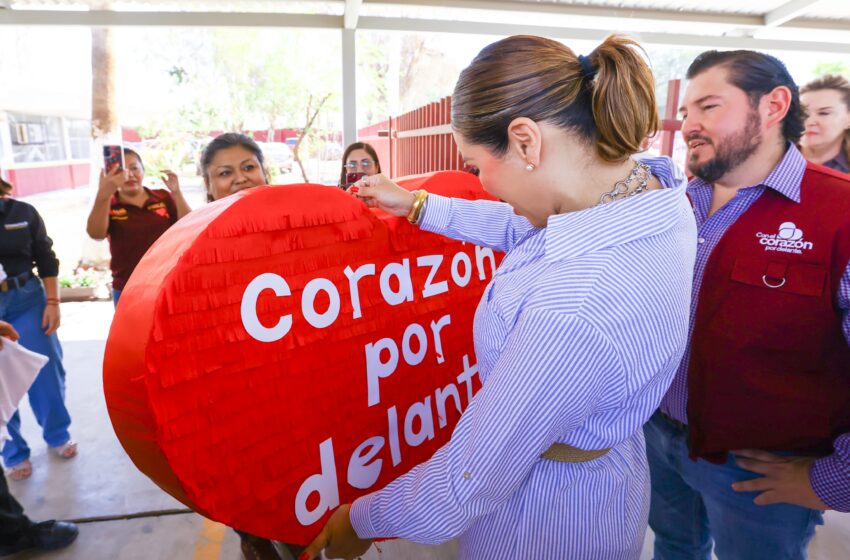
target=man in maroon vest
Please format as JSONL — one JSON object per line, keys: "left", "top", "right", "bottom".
{"left": 644, "top": 50, "right": 850, "bottom": 560}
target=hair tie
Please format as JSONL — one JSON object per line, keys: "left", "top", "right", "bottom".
{"left": 578, "top": 54, "right": 598, "bottom": 81}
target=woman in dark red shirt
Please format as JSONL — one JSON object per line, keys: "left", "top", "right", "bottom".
{"left": 85, "top": 148, "right": 191, "bottom": 305}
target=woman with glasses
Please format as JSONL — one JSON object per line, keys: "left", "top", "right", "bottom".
{"left": 338, "top": 143, "right": 381, "bottom": 189}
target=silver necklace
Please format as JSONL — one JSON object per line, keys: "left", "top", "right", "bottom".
{"left": 597, "top": 160, "right": 652, "bottom": 206}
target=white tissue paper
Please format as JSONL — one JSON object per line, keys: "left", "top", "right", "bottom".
{"left": 0, "top": 263, "right": 6, "bottom": 283}
{"left": 0, "top": 338, "right": 48, "bottom": 443}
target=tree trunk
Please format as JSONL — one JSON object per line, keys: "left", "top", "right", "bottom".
{"left": 91, "top": 27, "right": 118, "bottom": 140}
{"left": 81, "top": 24, "right": 119, "bottom": 270}
{"left": 292, "top": 93, "right": 332, "bottom": 183}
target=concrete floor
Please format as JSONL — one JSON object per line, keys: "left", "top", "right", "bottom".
{"left": 3, "top": 183, "right": 848, "bottom": 559}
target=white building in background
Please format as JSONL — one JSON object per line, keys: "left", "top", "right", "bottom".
{"left": 0, "top": 26, "right": 95, "bottom": 195}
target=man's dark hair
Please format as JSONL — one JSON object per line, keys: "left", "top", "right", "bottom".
{"left": 687, "top": 50, "right": 804, "bottom": 144}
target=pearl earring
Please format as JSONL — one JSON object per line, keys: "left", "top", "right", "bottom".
{"left": 526, "top": 163, "right": 536, "bottom": 172}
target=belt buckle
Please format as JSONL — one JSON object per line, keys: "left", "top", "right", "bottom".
{"left": 0, "top": 281, "right": 8, "bottom": 292}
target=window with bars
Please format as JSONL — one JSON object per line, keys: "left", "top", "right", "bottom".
{"left": 8, "top": 113, "right": 66, "bottom": 163}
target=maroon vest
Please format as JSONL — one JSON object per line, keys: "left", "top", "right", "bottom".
{"left": 688, "top": 163, "right": 850, "bottom": 461}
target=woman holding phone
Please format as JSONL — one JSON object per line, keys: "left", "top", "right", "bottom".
{"left": 304, "top": 34, "right": 696, "bottom": 560}
{"left": 338, "top": 143, "right": 381, "bottom": 189}
{"left": 86, "top": 148, "right": 191, "bottom": 306}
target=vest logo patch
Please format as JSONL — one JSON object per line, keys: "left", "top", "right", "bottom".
{"left": 756, "top": 222, "right": 813, "bottom": 254}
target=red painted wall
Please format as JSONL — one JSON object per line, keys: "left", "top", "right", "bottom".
{"left": 8, "top": 162, "right": 90, "bottom": 197}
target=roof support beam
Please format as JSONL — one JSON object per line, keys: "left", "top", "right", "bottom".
{"left": 368, "top": 0, "right": 765, "bottom": 28}
{"left": 369, "top": 0, "right": 849, "bottom": 31}
{"left": 344, "top": 0, "right": 363, "bottom": 30}
{"left": 358, "top": 15, "right": 850, "bottom": 54}
{"left": 0, "top": 10, "right": 848, "bottom": 54}
{"left": 763, "top": 0, "right": 824, "bottom": 27}
{"left": 342, "top": 27, "right": 357, "bottom": 148}
{"left": 0, "top": 10, "right": 342, "bottom": 28}
{"left": 0, "top": 3, "right": 847, "bottom": 31}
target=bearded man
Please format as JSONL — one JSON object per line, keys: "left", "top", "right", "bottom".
{"left": 645, "top": 50, "right": 850, "bottom": 560}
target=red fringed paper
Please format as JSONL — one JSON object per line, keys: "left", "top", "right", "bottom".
{"left": 103, "top": 171, "right": 502, "bottom": 543}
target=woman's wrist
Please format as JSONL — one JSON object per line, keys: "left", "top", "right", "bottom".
{"left": 404, "top": 190, "right": 417, "bottom": 216}
{"left": 407, "top": 190, "right": 429, "bottom": 224}
{"left": 97, "top": 186, "right": 118, "bottom": 202}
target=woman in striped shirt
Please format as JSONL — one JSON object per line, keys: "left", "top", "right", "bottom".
{"left": 304, "top": 34, "right": 697, "bottom": 560}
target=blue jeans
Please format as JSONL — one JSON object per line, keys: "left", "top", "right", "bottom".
{"left": 644, "top": 411, "right": 823, "bottom": 560}
{"left": 0, "top": 277, "right": 72, "bottom": 468}
{"left": 112, "top": 287, "right": 121, "bottom": 307}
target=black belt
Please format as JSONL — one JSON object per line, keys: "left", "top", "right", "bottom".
{"left": 659, "top": 410, "right": 689, "bottom": 432}
{"left": 0, "top": 271, "right": 34, "bottom": 292}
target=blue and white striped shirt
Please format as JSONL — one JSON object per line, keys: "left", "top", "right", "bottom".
{"left": 349, "top": 157, "right": 697, "bottom": 559}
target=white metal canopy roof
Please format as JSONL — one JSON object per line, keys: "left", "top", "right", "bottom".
{"left": 1, "top": 1, "right": 848, "bottom": 53}
{"left": 2, "top": 0, "right": 847, "bottom": 147}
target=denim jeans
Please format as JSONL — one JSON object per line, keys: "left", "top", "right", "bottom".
{"left": 0, "top": 277, "right": 72, "bottom": 467}
{"left": 644, "top": 411, "right": 823, "bottom": 560}
{"left": 111, "top": 287, "right": 122, "bottom": 307}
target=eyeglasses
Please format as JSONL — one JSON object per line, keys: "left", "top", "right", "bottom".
{"left": 345, "top": 159, "right": 375, "bottom": 170}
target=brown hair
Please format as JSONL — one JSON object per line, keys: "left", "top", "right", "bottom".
{"left": 0, "top": 173, "right": 11, "bottom": 196}
{"left": 339, "top": 142, "right": 382, "bottom": 187}
{"left": 801, "top": 74, "right": 850, "bottom": 163}
{"left": 451, "top": 34, "right": 658, "bottom": 162}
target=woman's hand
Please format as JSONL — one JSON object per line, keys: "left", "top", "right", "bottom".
{"left": 349, "top": 173, "right": 416, "bottom": 218}
{"left": 161, "top": 170, "right": 181, "bottom": 194}
{"left": 97, "top": 166, "right": 126, "bottom": 199}
{"left": 301, "top": 504, "right": 372, "bottom": 560}
{"left": 42, "top": 304, "right": 60, "bottom": 336}
{"left": 0, "top": 320, "right": 20, "bottom": 349}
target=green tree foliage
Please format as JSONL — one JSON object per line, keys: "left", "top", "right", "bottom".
{"left": 645, "top": 46, "right": 703, "bottom": 117}
{"left": 133, "top": 28, "right": 343, "bottom": 180}
{"left": 813, "top": 61, "right": 850, "bottom": 77}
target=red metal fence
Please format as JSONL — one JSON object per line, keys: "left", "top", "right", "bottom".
{"left": 359, "top": 80, "right": 685, "bottom": 179}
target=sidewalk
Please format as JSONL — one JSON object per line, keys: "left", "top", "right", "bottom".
{"left": 5, "top": 184, "right": 848, "bottom": 559}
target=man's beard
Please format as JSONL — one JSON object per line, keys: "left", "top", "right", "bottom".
{"left": 688, "top": 110, "right": 762, "bottom": 183}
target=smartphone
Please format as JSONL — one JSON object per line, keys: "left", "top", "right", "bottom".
{"left": 346, "top": 171, "right": 365, "bottom": 188}
{"left": 345, "top": 172, "right": 366, "bottom": 188}
{"left": 103, "top": 145, "right": 125, "bottom": 172}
